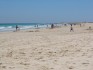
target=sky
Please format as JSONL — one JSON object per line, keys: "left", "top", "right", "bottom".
{"left": 0, "top": 0, "right": 93, "bottom": 23}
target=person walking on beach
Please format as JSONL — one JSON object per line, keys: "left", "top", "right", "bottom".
{"left": 70, "top": 24, "right": 74, "bottom": 32}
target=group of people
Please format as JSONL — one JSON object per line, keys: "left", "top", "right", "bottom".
{"left": 51, "top": 23, "right": 74, "bottom": 32}
{"left": 15, "top": 24, "right": 74, "bottom": 32}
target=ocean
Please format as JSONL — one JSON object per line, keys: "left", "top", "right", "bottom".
{"left": 0, "top": 23, "right": 52, "bottom": 32}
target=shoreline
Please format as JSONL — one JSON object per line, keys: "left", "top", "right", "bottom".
{"left": 0, "top": 22, "right": 92, "bottom": 32}
{"left": 0, "top": 22, "right": 87, "bottom": 32}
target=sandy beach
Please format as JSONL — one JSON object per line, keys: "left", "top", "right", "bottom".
{"left": 0, "top": 23, "right": 93, "bottom": 70}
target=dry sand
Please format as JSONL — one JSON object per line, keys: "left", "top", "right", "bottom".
{"left": 0, "top": 23, "right": 93, "bottom": 70}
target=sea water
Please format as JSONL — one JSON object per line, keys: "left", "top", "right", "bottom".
{"left": 0, "top": 23, "right": 52, "bottom": 32}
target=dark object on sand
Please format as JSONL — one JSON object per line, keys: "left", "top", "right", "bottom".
{"left": 89, "top": 26, "right": 91, "bottom": 30}
{"left": 80, "top": 24, "right": 81, "bottom": 27}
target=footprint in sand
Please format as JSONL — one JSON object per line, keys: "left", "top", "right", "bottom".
{"left": 82, "top": 62, "right": 89, "bottom": 66}
{"left": 6, "top": 51, "right": 13, "bottom": 57}
{"left": 68, "top": 66, "right": 74, "bottom": 69}
{"left": 2, "top": 66, "right": 6, "bottom": 69}
{"left": 20, "top": 62, "right": 30, "bottom": 66}
{"left": 39, "top": 66, "right": 49, "bottom": 70}
{"left": 9, "top": 66, "right": 15, "bottom": 69}
{"left": 0, "top": 63, "right": 2, "bottom": 65}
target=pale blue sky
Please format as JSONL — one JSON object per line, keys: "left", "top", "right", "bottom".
{"left": 0, "top": 0, "right": 93, "bottom": 23}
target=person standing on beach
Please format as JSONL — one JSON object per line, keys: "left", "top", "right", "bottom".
{"left": 51, "top": 24, "right": 54, "bottom": 29}
{"left": 16, "top": 25, "right": 19, "bottom": 31}
{"left": 36, "top": 25, "right": 38, "bottom": 28}
{"left": 64, "top": 24, "right": 67, "bottom": 26}
{"left": 70, "top": 24, "right": 72, "bottom": 27}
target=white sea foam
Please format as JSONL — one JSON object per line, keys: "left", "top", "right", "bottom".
{"left": 0, "top": 26, "right": 15, "bottom": 32}
{"left": 19, "top": 25, "right": 34, "bottom": 29}
{"left": 7, "top": 26, "right": 12, "bottom": 28}
{"left": 0, "top": 27, "right": 5, "bottom": 29}
{"left": 0, "top": 23, "right": 60, "bottom": 32}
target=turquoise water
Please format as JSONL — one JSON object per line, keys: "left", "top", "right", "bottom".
{"left": 0, "top": 23, "right": 51, "bottom": 32}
